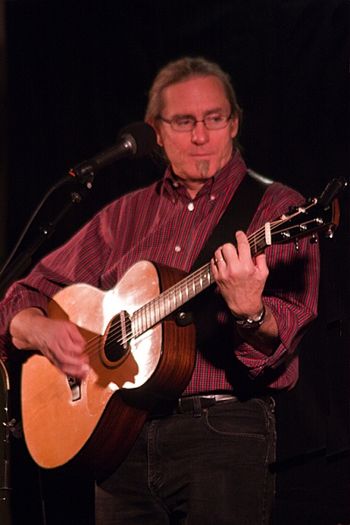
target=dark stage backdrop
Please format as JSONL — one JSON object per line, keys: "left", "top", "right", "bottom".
{"left": 1, "top": 1, "right": 349, "bottom": 524}
{"left": 2, "top": 0, "right": 349, "bottom": 265}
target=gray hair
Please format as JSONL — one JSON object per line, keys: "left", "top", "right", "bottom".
{"left": 145, "top": 56, "right": 242, "bottom": 141}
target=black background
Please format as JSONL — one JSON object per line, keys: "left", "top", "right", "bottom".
{"left": 3, "top": 0, "right": 349, "bottom": 262}
{"left": 2, "top": 1, "right": 350, "bottom": 524}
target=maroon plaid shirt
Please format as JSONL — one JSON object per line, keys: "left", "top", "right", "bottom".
{"left": 0, "top": 151, "right": 320, "bottom": 392}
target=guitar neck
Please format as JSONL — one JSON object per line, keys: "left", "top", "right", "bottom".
{"left": 131, "top": 263, "right": 212, "bottom": 338}
{"left": 132, "top": 223, "right": 270, "bottom": 337}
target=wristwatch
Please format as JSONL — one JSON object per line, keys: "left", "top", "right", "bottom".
{"left": 232, "top": 305, "right": 266, "bottom": 330}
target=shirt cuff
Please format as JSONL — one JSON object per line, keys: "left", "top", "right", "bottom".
{"left": 234, "top": 295, "right": 314, "bottom": 378}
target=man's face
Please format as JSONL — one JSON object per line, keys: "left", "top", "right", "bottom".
{"left": 155, "top": 75, "right": 239, "bottom": 184}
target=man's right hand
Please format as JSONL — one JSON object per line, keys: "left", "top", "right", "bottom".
{"left": 10, "top": 307, "right": 90, "bottom": 379}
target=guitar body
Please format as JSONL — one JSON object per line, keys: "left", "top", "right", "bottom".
{"left": 21, "top": 261, "right": 196, "bottom": 479}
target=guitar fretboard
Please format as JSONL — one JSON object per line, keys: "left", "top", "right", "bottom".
{"left": 131, "top": 222, "right": 271, "bottom": 338}
{"left": 132, "top": 263, "right": 213, "bottom": 338}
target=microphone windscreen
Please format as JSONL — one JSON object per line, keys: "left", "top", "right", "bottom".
{"left": 119, "top": 121, "right": 157, "bottom": 158}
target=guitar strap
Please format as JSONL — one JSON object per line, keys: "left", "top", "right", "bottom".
{"left": 191, "top": 170, "right": 272, "bottom": 271}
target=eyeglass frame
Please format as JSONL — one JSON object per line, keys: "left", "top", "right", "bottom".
{"left": 156, "top": 112, "right": 234, "bottom": 132}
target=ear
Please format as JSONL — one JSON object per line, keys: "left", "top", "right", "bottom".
{"left": 230, "top": 116, "right": 239, "bottom": 140}
{"left": 155, "top": 125, "right": 164, "bottom": 147}
{"left": 146, "top": 120, "right": 164, "bottom": 147}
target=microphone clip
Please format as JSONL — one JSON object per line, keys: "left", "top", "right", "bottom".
{"left": 68, "top": 165, "right": 95, "bottom": 187}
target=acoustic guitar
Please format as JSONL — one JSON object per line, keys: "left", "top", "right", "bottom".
{"left": 20, "top": 178, "right": 344, "bottom": 479}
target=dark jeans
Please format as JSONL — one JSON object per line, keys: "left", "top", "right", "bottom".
{"left": 95, "top": 396, "right": 276, "bottom": 525}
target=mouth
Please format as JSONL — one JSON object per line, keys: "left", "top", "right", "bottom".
{"left": 190, "top": 153, "right": 211, "bottom": 157}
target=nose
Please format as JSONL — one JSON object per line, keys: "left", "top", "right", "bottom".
{"left": 191, "top": 121, "right": 209, "bottom": 144}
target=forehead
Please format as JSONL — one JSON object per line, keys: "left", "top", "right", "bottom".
{"left": 161, "top": 75, "right": 230, "bottom": 115}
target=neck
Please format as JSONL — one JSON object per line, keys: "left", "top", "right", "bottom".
{"left": 175, "top": 159, "right": 212, "bottom": 199}
{"left": 184, "top": 180, "right": 207, "bottom": 199}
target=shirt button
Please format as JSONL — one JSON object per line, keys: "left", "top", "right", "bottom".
{"left": 188, "top": 202, "right": 194, "bottom": 211}
{"left": 175, "top": 245, "right": 181, "bottom": 253}
{"left": 210, "top": 194, "right": 216, "bottom": 201}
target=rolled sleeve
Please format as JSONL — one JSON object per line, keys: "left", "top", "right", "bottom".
{"left": 234, "top": 238, "right": 319, "bottom": 389}
{"left": 233, "top": 182, "right": 321, "bottom": 388}
{"left": 235, "top": 295, "right": 317, "bottom": 380}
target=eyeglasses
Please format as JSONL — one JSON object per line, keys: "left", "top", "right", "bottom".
{"left": 157, "top": 113, "right": 233, "bottom": 132}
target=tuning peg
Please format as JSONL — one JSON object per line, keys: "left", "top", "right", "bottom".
{"left": 324, "top": 226, "right": 336, "bottom": 239}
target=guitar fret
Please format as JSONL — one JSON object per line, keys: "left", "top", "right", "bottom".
{"left": 131, "top": 265, "right": 213, "bottom": 338}
{"left": 132, "top": 312, "right": 139, "bottom": 338}
{"left": 133, "top": 251, "right": 276, "bottom": 340}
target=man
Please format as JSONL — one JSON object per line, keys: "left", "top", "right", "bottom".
{"left": 0, "top": 57, "right": 319, "bottom": 524}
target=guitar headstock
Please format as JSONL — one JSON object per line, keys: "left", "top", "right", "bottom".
{"left": 267, "top": 177, "right": 347, "bottom": 247}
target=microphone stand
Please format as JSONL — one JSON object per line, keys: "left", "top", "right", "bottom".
{"left": 0, "top": 168, "right": 95, "bottom": 525}
{"left": 0, "top": 359, "right": 11, "bottom": 525}
{"left": 0, "top": 170, "right": 94, "bottom": 297}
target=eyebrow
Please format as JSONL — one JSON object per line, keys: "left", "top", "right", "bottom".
{"left": 170, "top": 108, "right": 227, "bottom": 119}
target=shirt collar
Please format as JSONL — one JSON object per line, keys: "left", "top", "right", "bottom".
{"left": 162, "top": 149, "right": 247, "bottom": 202}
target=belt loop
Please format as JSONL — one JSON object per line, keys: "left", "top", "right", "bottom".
{"left": 193, "top": 396, "right": 202, "bottom": 417}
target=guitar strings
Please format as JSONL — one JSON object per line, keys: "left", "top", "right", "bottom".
{"left": 103, "top": 213, "right": 318, "bottom": 350}
{"left": 101, "top": 213, "right": 313, "bottom": 350}
{"left": 82, "top": 213, "right": 313, "bottom": 358}
{"left": 81, "top": 213, "right": 309, "bottom": 361}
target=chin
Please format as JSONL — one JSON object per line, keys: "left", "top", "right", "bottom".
{"left": 193, "top": 158, "right": 215, "bottom": 178}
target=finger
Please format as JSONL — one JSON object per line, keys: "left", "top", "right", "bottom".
{"left": 50, "top": 342, "right": 90, "bottom": 377}
{"left": 235, "top": 231, "right": 252, "bottom": 260}
{"left": 255, "top": 252, "right": 269, "bottom": 276}
{"left": 46, "top": 332, "right": 89, "bottom": 372}
{"left": 61, "top": 362, "right": 90, "bottom": 380}
{"left": 214, "top": 255, "right": 225, "bottom": 265}
{"left": 64, "top": 323, "right": 86, "bottom": 350}
{"left": 56, "top": 322, "right": 87, "bottom": 357}
{"left": 211, "top": 256, "right": 221, "bottom": 280}
{"left": 213, "top": 246, "right": 226, "bottom": 266}
{"left": 214, "top": 242, "right": 238, "bottom": 263}
{"left": 218, "top": 243, "right": 240, "bottom": 270}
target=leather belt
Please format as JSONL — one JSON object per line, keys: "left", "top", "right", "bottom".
{"left": 149, "top": 394, "right": 238, "bottom": 418}
{"left": 177, "top": 394, "right": 238, "bottom": 413}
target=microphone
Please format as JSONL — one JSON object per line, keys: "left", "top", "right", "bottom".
{"left": 69, "top": 121, "right": 157, "bottom": 182}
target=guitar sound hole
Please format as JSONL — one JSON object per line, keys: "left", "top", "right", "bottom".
{"left": 104, "top": 311, "right": 131, "bottom": 363}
